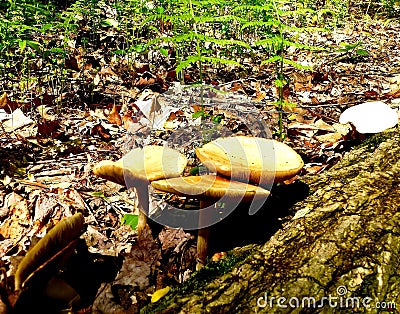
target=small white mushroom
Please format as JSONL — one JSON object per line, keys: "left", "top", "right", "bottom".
{"left": 339, "top": 101, "right": 398, "bottom": 134}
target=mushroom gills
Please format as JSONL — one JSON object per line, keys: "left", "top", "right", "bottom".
{"left": 151, "top": 175, "right": 270, "bottom": 201}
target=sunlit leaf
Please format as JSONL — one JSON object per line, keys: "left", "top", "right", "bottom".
{"left": 102, "top": 18, "right": 119, "bottom": 29}
{"left": 111, "top": 49, "right": 126, "bottom": 55}
{"left": 159, "top": 48, "right": 169, "bottom": 56}
{"left": 356, "top": 49, "right": 369, "bottom": 56}
{"left": 26, "top": 40, "right": 41, "bottom": 52}
{"left": 132, "top": 44, "right": 147, "bottom": 53}
{"left": 18, "top": 40, "right": 26, "bottom": 53}
{"left": 121, "top": 214, "right": 139, "bottom": 230}
{"left": 192, "top": 110, "right": 208, "bottom": 119}
{"left": 212, "top": 115, "right": 222, "bottom": 123}
{"left": 151, "top": 286, "right": 171, "bottom": 303}
{"left": 274, "top": 79, "right": 285, "bottom": 87}
{"left": 91, "top": 191, "right": 106, "bottom": 198}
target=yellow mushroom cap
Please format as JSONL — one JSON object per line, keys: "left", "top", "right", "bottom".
{"left": 151, "top": 175, "right": 270, "bottom": 202}
{"left": 93, "top": 145, "right": 188, "bottom": 186}
{"left": 196, "top": 136, "right": 303, "bottom": 184}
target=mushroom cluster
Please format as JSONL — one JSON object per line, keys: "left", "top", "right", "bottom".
{"left": 152, "top": 136, "right": 303, "bottom": 268}
{"left": 93, "top": 136, "right": 304, "bottom": 269}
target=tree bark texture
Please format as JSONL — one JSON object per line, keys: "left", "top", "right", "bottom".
{"left": 144, "top": 127, "right": 400, "bottom": 314}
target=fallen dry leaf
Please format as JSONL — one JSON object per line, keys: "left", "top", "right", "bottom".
{"left": 158, "top": 227, "right": 191, "bottom": 253}
{"left": 211, "top": 251, "right": 226, "bottom": 262}
{"left": 229, "top": 83, "right": 244, "bottom": 93}
{"left": 0, "top": 93, "right": 22, "bottom": 112}
{"left": 37, "top": 119, "right": 60, "bottom": 137}
{"left": 122, "top": 110, "right": 136, "bottom": 130}
{"left": 91, "top": 123, "right": 111, "bottom": 141}
{"left": 135, "top": 92, "right": 159, "bottom": 121}
{"left": 33, "top": 192, "right": 58, "bottom": 222}
{"left": 135, "top": 76, "right": 156, "bottom": 87}
{"left": 58, "top": 188, "right": 87, "bottom": 211}
{"left": 304, "top": 165, "right": 324, "bottom": 174}
{"left": 107, "top": 104, "right": 122, "bottom": 126}
{"left": 3, "top": 109, "right": 34, "bottom": 132}
{"left": 252, "top": 91, "right": 266, "bottom": 102}
{"left": 315, "top": 132, "right": 343, "bottom": 145}
{"left": 0, "top": 198, "right": 30, "bottom": 239}
{"left": 314, "top": 119, "right": 336, "bottom": 132}
{"left": 0, "top": 92, "right": 7, "bottom": 109}
{"left": 1, "top": 192, "right": 23, "bottom": 219}
{"left": 37, "top": 105, "right": 56, "bottom": 121}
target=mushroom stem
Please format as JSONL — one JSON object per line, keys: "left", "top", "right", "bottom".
{"left": 136, "top": 184, "right": 150, "bottom": 234}
{"left": 196, "top": 200, "right": 215, "bottom": 270}
{"left": 196, "top": 228, "right": 210, "bottom": 270}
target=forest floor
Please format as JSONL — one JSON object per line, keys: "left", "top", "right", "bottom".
{"left": 0, "top": 11, "right": 400, "bottom": 313}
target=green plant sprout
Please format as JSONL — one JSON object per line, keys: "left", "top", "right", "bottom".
{"left": 238, "top": 0, "right": 318, "bottom": 139}
{"left": 336, "top": 41, "right": 369, "bottom": 59}
{"left": 144, "top": 0, "right": 249, "bottom": 86}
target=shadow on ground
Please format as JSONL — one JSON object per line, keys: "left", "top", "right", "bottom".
{"left": 207, "top": 181, "right": 310, "bottom": 254}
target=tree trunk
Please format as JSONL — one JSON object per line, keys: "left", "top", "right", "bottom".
{"left": 143, "top": 127, "right": 400, "bottom": 314}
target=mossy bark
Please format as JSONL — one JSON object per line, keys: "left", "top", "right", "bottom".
{"left": 144, "top": 127, "right": 400, "bottom": 314}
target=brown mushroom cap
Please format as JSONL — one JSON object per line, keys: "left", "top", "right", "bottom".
{"left": 195, "top": 136, "right": 303, "bottom": 184}
{"left": 93, "top": 145, "right": 188, "bottom": 185}
{"left": 151, "top": 175, "right": 270, "bottom": 202}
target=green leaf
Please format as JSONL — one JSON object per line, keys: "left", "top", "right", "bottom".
{"left": 192, "top": 110, "right": 208, "bottom": 119}
{"left": 176, "top": 56, "right": 201, "bottom": 73}
{"left": 45, "top": 47, "right": 66, "bottom": 58}
{"left": 201, "top": 56, "right": 243, "bottom": 68}
{"left": 121, "top": 214, "right": 139, "bottom": 230}
{"left": 132, "top": 44, "right": 147, "bottom": 53}
{"left": 111, "top": 49, "right": 127, "bottom": 55}
{"left": 281, "top": 58, "right": 312, "bottom": 70}
{"left": 18, "top": 40, "right": 26, "bottom": 53}
{"left": 212, "top": 115, "right": 222, "bottom": 123}
{"left": 274, "top": 78, "right": 285, "bottom": 87}
{"left": 159, "top": 47, "right": 169, "bottom": 57}
{"left": 189, "top": 167, "right": 199, "bottom": 175}
{"left": 339, "top": 41, "right": 361, "bottom": 52}
{"left": 27, "top": 40, "right": 40, "bottom": 53}
{"left": 102, "top": 18, "right": 119, "bottom": 29}
{"left": 155, "top": 6, "right": 165, "bottom": 14}
{"left": 263, "top": 55, "right": 282, "bottom": 63}
{"left": 91, "top": 191, "right": 106, "bottom": 198}
{"left": 356, "top": 49, "right": 369, "bottom": 56}
{"left": 40, "top": 24, "right": 54, "bottom": 32}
